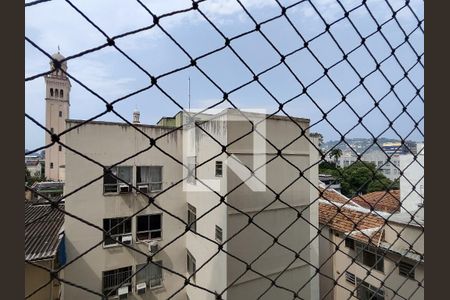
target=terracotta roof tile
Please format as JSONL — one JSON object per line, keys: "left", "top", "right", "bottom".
{"left": 351, "top": 190, "right": 400, "bottom": 213}
{"left": 319, "top": 202, "right": 385, "bottom": 244}
{"left": 319, "top": 187, "right": 355, "bottom": 206}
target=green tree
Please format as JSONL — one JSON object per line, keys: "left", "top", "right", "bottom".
{"left": 337, "top": 161, "right": 398, "bottom": 197}
{"left": 329, "top": 148, "right": 343, "bottom": 164}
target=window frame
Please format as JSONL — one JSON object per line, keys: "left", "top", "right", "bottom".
{"left": 136, "top": 213, "right": 163, "bottom": 242}
{"left": 215, "top": 161, "right": 223, "bottom": 177}
{"left": 187, "top": 250, "right": 196, "bottom": 282}
{"left": 356, "top": 278, "right": 385, "bottom": 300}
{"left": 215, "top": 225, "right": 223, "bottom": 243}
{"left": 187, "top": 204, "right": 197, "bottom": 233}
{"left": 345, "top": 237, "right": 355, "bottom": 250}
{"left": 135, "top": 260, "right": 163, "bottom": 289}
{"left": 103, "top": 166, "right": 133, "bottom": 194}
{"left": 136, "top": 166, "right": 163, "bottom": 192}
{"left": 355, "top": 242, "right": 384, "bottom": 272}
{"left": 102, "top": 266, "right": 132, "bottom": 297}
{"left": 102, "top": 217, "right": 132, "bottom": 248}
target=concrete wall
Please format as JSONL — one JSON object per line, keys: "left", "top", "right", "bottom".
{"left": 64, "top": 122, "right": 186, "bottom": 300}
{"left": 224, "top": 111, "right": 317, "bottom": 300}
{"left": 318, "top": 227, "right": 334, "bottom": 300}
{"left": 25, "top": 260, "right": 60, "bottom": 300}
{"left": 185, "top": 116, "right": 228, "bottom": 300}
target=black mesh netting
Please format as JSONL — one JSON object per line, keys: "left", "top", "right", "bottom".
{"left": 25, "top": 0, "right": 424, "bottom": 299}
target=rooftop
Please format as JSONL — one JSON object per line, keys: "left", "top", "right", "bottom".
{"left": 319, "top": 201, "right": 385, "bottom": 244}
{"left": 351, "top": 190, "right": 401, "bottom": 214}
{"left": 25, "top": 202, "right": 65, "bottom": 261}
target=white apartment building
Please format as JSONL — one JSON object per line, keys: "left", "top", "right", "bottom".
{"left": 333, "top": 151, "right": 402, "bottom": 181}
{"left": 318, "top": 188, "right": 424, "bottom": 300}
{"left": 399, "top": 143, "right": 424, "bottom": 221}
{"left": 63, "top": 109, "right": 320, "bottom": 299}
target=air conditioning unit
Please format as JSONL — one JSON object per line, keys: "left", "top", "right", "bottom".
{"left": 122, "top": 234, "right": 132, "bottom": 245}
{"left": 148, "top": 240, "right": 159, "bottom": 254}
{"left": 118, "top": 286, "right": 128, "bottom": 299}
{"left": 119, "top": 183, "right": 130, "bottom": 193}
{"left": 137, "top": 184, "right": 149, "bottom": 194}
{"left": 136, "top": 282, "right": 147, "bottom": 295}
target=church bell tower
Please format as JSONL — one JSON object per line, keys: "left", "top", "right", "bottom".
{"left": 44, "top": 50, "right": 71, "bottom": 181}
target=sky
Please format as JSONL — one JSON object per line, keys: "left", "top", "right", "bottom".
{"left": 25, "top": 0, "right": 424, "bottom": 151}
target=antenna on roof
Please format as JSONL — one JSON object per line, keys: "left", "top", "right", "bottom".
{"left": 188, "top": 76, "right": 191, "bottom": 112}
{"left": 58, "top": 45, "right": 60, "bottom": 53}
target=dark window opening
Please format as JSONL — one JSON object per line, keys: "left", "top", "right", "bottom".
{"left": 215, "top": 161, "right": 223, "bottom": 177}
{"left": 215, "top": 225, "right": 223, "bottom": 243}
{"left": 345, "top": 237, "right": 355, "bottom": 250}
{"left": 188, "top": 204, "right": 197, "bottom": 233}
{"left": 136, "top": 214, "right": 162, "bottom": 241}
{"left": 187, "top": 250, "right": 196, "bottom": 282}
{"left": 103, "top": 166, "right": 132, "bottom": 193}
{"left": 103, "top": 217, "right": 132, "bottom": 246}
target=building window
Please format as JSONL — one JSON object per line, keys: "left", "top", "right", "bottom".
{"left": 136, "top": 166, "right": 162, "bottom": 192}
{"left": 384, "top": 169, "right": 391, "bottom": 175}
{"left": 355, "top": 243, "right": 384, "bottom": 272}
{"left": 187, "top": 204, "right": 197, "bottom": 232}
{"left": 356, "top": 278, "right": 384, "bottom": 300}
{"left": 103, "top": 166, "right": 132, "bottom": 194}
{"left": 103, "top": 217, "right": 132, "bottom": 247}
{"left": 215, "top": 161, "right": 223, "bottom": 177}
{"left": 55, "top": 89, "right": 59, "bottom": 97}
{"left": 136, "top": 261, "right": 163, "bottom": 289}
{"left": 187, "top": 250, "right": 196, "bottom": 282}
{"left": 102, "top": 266, "right": 132, "bottom": 296}
{"left": 50, "top": 127, "right": 54, "bottom": 133}
{"left": 50, "top": 162, "right": 54, "bottom": 169}
{"left": 58, "top": 145, "right": 62, "bottom": 152}
{"left": 60, "top": 89, "right": 64, "bottom": 98}
{"left": 215, "top": 225, "right": 223, "bottom": 243}
{"left": 59, "top": 111, "right": 63, "bottom": 117}
{"left": 377, "top": 161, "right": 383, "bottom": 167}
{"left": 345, "top": 237, "right": 355, "bottom": 250}
{"left": 136, "top": 214, "right": 162, "bottom": 241}
{"left": 399, "top": 260, "right": 415, "bottom": 279}
{"left": 50, "top": 88, "right": 54, "bottom": 97}
{"left": 345, "top": 271, "right": 355, "bottom": 285}
{"left": 186, "top": 156, "right": 196, "bottom": 184}
{"left": 344, "top": 160, "right": 349, "bottom": 167}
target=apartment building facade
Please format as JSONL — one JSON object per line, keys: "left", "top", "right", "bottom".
{"left": 63, "top": 109, "right": 319, "bottom": 299}
{"left": 333, "top": 151, "right": 402, "bottom": 181}
{"left": 318, "top": 188, "right": 424, "bottom": 300}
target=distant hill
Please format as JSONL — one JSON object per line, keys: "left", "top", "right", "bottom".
{"left": 321, "top": 137, "right": 420, "bottom": 154}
